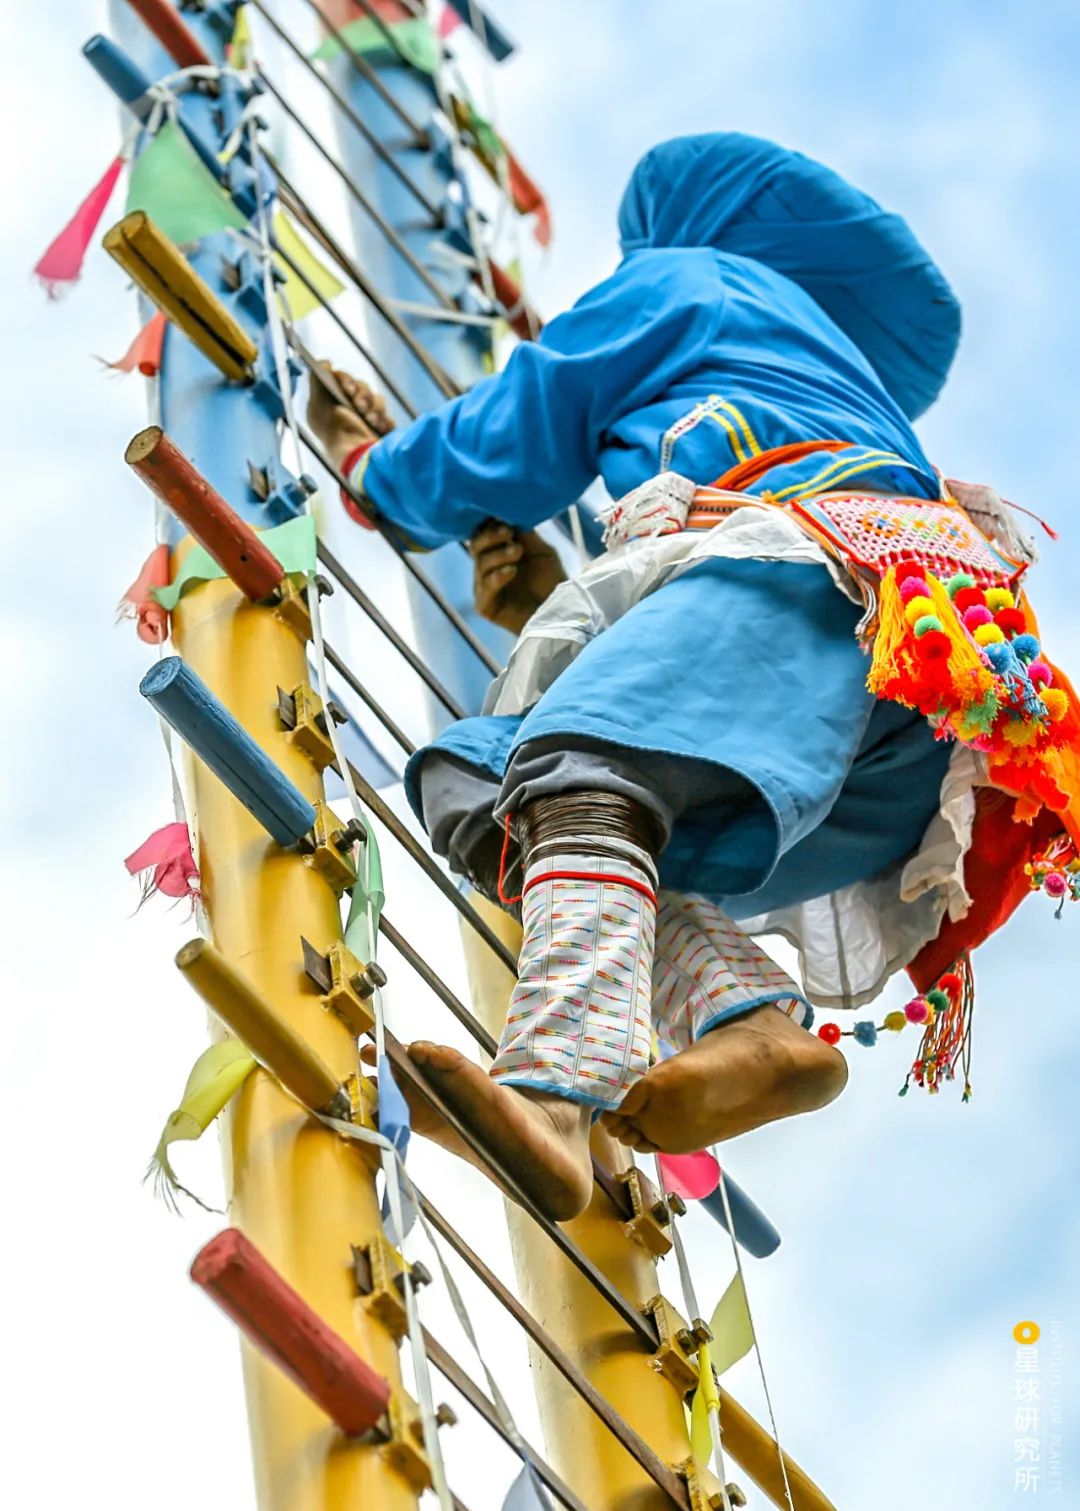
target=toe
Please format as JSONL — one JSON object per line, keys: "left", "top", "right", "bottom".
{"left": 616, "top": 1078, "right": 651, "bottom": 1119}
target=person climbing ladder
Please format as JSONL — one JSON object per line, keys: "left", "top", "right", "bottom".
{"left": 309, "top": 132, "right": 1080, "bottom": 1222}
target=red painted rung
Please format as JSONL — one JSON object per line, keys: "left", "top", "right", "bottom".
{"left": 125, "top": 427, "right": 287, "bottom": 602}
{"left": 121, "top": 0, "right": 213, "bottom": 69}
{"left": 191, "top": 1228, "right": 392, "bottom": 1436}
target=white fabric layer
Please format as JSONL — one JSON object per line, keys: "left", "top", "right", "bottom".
{"left": 491, "top": 846, "right": 657, "bottom": 1108}
{"left": 481, "top": 485, "right": 982, "bottom": 1012}
{"left": 491, "top": 846, "right": 813, "bottom": 1106}
{"left": 653, "top": 890, "right": 809, "bottom": 1053}
{"left": 484, "top": 498, "right": 859, "bottom": 717}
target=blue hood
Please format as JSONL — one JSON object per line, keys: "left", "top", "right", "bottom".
{"left": 618, "top": 133, "right": 961, "bottom": 420}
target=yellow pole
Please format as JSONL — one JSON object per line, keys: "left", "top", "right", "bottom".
{"left": 460, "top": 898, "right": 696, "bottom": 1509}
{"left": 461, "top": 895, "right": 836, "bottom": 1511}
{"left": 172, "top": 571, "right": 419, "bottom": 1511}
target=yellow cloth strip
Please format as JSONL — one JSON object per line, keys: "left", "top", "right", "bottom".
{"left": 147, "top": 1038, "right": 257, "bottom": 1211}
{"left": 273, "top": 209, "right": 346, "bottom": 322}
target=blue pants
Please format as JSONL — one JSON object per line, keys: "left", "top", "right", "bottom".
{"left": 406, "top": 558, "right": 952, "bottom": 915}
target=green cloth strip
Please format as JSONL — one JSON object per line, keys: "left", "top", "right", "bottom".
{"left": 125, "top": 120, "right": 247, "bottom": 244}
{"left": 345, "top": 824, "right": 385, "bottom": 963}
{"left": 153, "top": 515, "right": 317, "bottom": 610}
{"left": 311, "top": 15, "right": 439, "bottom": 73}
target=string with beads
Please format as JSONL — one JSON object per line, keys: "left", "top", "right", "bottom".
{"left": 813, "top": 957, "right": 976, "bottom": 1101}
{"left": 1026, "top": 832, "right": 1080, "bottom": 917}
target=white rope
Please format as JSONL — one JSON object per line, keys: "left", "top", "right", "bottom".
{"left": 711, "top": 1162, "right": 796, "bottom": 1511}
{"left": 386, "top": 295, "right": 499, "bottom": 327}
{"left": 653, "top": 1158, "right": 733, "bottom": 1511}
{"left": 248, "top": 117, "right": 454, "bottom": 1511}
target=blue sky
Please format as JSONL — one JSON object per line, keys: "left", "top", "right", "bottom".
{"left": 1, "top": 2, "right": 1076, "bottom": 1508}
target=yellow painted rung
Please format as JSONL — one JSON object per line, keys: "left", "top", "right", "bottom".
{"left": 102, "top": 211, "right": 258, "bottom": 382}
{"left": 718, "top": 1387, "right": 836, "bottom": 1511}
{"left": 176, "top": 938, "right": 350, "bottom": 1118}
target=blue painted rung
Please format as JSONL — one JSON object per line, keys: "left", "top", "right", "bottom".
{"left": 140, "top": 657, "right": 316, "bottom": 846}
{"left": 444, "top": 0, "right": 516, "bottom": 60}
{"left": 699, "top": 1172, "right": 782, "bottom": 1259}
{"left": 82, "top": 34, "right": 227, "bottom": 185}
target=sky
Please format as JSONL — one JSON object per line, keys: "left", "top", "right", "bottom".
{"left": 1, "top": 2, "right": 1077, "bottom": 1509}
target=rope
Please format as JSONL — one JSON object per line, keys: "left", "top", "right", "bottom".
{"left": 655, "top": 1157, "right": 733, "bottom": 1511}
{"left": 291, "top": 0, "right": 429, "bottom": 138}
{"left": 248, "top": 0, "right": 440, "bottom": 219}
{"left": 712, "top": 1162, "right": 797, "bottom": 1511}
{"left": 256, "top": 65, "right": 458, "bottom": 312}
{"left": 249, "top": 115, "right": 453, "bottom": 1507}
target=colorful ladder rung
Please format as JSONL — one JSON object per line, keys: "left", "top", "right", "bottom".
{"left": 103, "top": 212, "right": 258, "bottom": 383}
{"left": 191, "top": 1228, "right": 391, "bottom": 1437}
{"left": 125, "top": 426, "right": 286, "bottom": 600}
{"left": 140, "top": 655, "right": 316, "bottom": 844}
{"left": 699, "top": 1174, "right": 782, "bottom": 1259}
{"left": 119, "top": 0, "right": 212, "bottom": 68}
{"left": 176, "top": 938, "right": 351, "bottom": 1119}
{"left": 82, "top": 35, "right": 226, "bottom": 185}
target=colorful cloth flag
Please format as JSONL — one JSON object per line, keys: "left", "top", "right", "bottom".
{"left": 708, "top": 1272, "right": 755, "bottom": 1376}
{"left": 344, "top": 824, "right": 384, "bottom": 962}
{"left": 146, "top": 1038, "right": 257, "bottom": 1211}
{"left": 273, "top": 210, "right": 345, "bottom": 321}
{"left": 34, "top": 154, "right": 125, "bottom": 295}
{"left": 125, "top": 120, "right": 246, "bottom": 244}
{"left": 312, "top": 16, "right": 440, "bottom": 74}
{"left": 658, "top": 1149, "right": 721, "bottom": 1199}
{"left": 125, "top": 821, "right": 200, "bottom": 904}
{"left": 152, "top": 515, "right": 317, "bottom": 610}
{"left": 103, "top": 310, "right": 168, "bottom": 377}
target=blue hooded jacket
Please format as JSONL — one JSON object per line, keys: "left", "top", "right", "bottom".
{"left": 361, "top": 133, "right": 960, "bottom": 548}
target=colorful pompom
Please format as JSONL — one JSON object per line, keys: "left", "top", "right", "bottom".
{"left": 899, "top": 576, "right": 932, "bottom": 603}
{"left": 905, "top": 997, "right": 930, "bottom": 1024}
{"left": 904, "top": 595, "right": 936, "bottom": 625}
{"left": 963, "top": 605, "right": 993, "bottom": 630}
{"left": 953, "top": 586, "right": 986, "bottom": 614}
{"left": 946, "top": 571, "right": 976, "bottom": 599}
{"left": 1003, "top": 718, "right": 1040, "bottom": 747}
{"left": 1044, "top": 872, "right": 1068, "bottom": 899}
{"left": 818, "top": 1022, "right": 842, "bottom": 1045}
{"left": 985, "top": 587, "right": 1015, "bottom": 611}
{"left": 883, "top": 1010, "right": 908, "bottom": 1032}
{"left": 995, "top": 607, "right": 1026, "bottom": 636}
{"left": 913, "top": 614, "right": 943, "bottom": 638}
{"left": 926, "top": 988, "right": 950, "bottom": 1013}
{"left": 1027, "top": 660, "right": 1053, "bottom": 688}
{"left": 983, "top": 641, "right": 1012, "bottom": 672}
{"left": 853, "top": 1021, "right": 878, "bottom": 1047}
{"left": 1042, "top": 688, "right": 1069, "bottom": 722}
{"left": 916, "top": 628, "right": 952, "bottom": 661}
{"left": 938, "top": 972, "right": 963, "bottom": 996}
{"left": 973, "top": 622, "right": 1005, "bottom": 646}
{"left": 893, "top": 561, "right": 926, "bottom": 584}
{"left": 1012, "top": 633, "right": 1040, "bottom": 663}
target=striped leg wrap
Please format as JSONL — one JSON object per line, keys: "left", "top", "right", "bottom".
{"left": 490, "top": 840, "right": 657, "bottom": 1108}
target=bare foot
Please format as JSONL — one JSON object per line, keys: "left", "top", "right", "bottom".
{"left": 600, "top": 1006, "right": 848, "bottom": 1153}
{"left": 377, "top": 1041, "right": 595, "bottom": 1222}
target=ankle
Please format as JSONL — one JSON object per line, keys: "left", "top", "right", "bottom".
{"left": 518, "top": 1087, "right": 591, "bottom": 1137}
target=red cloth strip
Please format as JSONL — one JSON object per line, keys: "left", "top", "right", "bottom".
{"left": 523, "top": 869, "right": 658, "bottom": 908}
{"left": 339, "top": 441, "right": 377, "bottom": 528}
